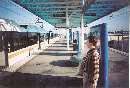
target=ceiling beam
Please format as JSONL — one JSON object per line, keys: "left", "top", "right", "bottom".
{"left": 21, "top": 1, "right": 81, "bottom": 5}
{"left": 29, "top": 8, "right": 81, "bottom": 12}
{"left": 43, "top": 17, "right": 66, "bottom": 19}
{"left": 35, "top": 12, "right": 67, "bottom": 14}
{"left": 89, "top": 2, "right": 128, "bottom": 13}
{"left": 22, "top": 3, "right": 81, "bottom": 7}
{"left": 27, "top": 6, "right": 82, "bottom": 9}
{"left": 45, "top": 20, "right": 81, "bottom": 22}
{"left": 43, "top": 16, "right": 80, "bottom": 19}
{"left": 87, "top": 8, "right": 115, "bottom": 12}
{"left": 94, "top": 0, "right": 128, "bottom": 5}
{"left": 33, "top": 9, "right": 82, "bottom": 12}
{"left": 35, "top": 11, "right": 81, "bottom": 19}
{"left": 34, "top": 11, "right": 81, "bottom": 15}
{"left": 13, "top": 0, "right": 81, "bottom": 2}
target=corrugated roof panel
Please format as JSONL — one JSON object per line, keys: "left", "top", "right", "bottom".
{"left": 11, "top": 0, "right": 128, "bottom": 27}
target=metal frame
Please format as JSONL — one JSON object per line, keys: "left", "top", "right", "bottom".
{"left": 11, "top": 0, "right": 128, "bottom": 27}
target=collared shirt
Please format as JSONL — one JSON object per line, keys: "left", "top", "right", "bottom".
{"left": 80, "top": 48, "right": 100, "bottom": 83}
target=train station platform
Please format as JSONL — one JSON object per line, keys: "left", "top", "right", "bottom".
{"left": 17, "top": 38, "right": 78, "bottom": 76}
{"left": 0, "top": 0, "right": 129, "bottom": 88}
{"left": 0, "top": 38, "right": 128, "bottom": 88}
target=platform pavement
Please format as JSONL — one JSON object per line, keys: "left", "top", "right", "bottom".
{"left": 16, "top": 39, "right": 78, "bottom": 76}
{"left": 0, "top": 38, "right": 128, "bottom": 88}
{"left": 109, "top": 49, "right": 129, "bottom": 88}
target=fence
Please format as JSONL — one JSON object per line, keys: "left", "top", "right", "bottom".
{"left": 0, "top": 31, "right": 60, "bottom": 71}
{"left": 108, "top": 31, "right": 129, "bottom": 53}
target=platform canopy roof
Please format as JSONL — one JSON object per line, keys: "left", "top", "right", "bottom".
{"left": 11, "top": 0, "right": 128, "bottom": 28}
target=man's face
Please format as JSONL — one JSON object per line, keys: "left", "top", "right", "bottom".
{"left": 85, "top": 41, "right": 92, "bottom": 49}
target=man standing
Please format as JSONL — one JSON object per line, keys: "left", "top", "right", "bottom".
{"left": 78, "top": 36, "right": 100, "bottom": 88}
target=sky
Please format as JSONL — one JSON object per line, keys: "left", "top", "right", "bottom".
{"left": 0, "top": 0, "right": 54, "bottom": 32}
{"left": 88, "top": 6, "right": 129, "bottom": 32}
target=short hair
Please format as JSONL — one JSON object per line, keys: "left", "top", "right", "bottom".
{"left": 88, "top": 35, "right": 98, "bottom": 46}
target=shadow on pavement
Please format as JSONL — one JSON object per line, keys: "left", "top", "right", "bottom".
{"left": 53, "top": 42, "right": 66, "bottom": 45}
{"left": 39, "top": 52, "right": 77, "bottom": 56}
{"left": 45, "top": 49, "right": 73, "bottom": 51}
{"left": 49, "top": 45, "right": 73, "bottom": 47}
{"left": 50, "top": 60, "right": 79, "bottom": 67}
{"left": 0, "top": 71, "right": 82, "bottom": 88}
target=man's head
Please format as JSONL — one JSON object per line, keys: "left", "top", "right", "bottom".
{"left": 86, "top": 36, "right": 98, "bottom": 48}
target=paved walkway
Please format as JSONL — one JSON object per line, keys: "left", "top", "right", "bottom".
{"left": 109, "top": 50, "right": 129, "bottom": 88}
{"left": 17, "top": 39, "right": 79, "bottom": 76}
{"left": 0, "top": 38, "right": 128, "bottom": 88}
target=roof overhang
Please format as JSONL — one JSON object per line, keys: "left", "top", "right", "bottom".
{"left": 11, "top": 0, "right": 129, "bottom": 28}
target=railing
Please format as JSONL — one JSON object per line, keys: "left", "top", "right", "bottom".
{"left": 108, "top": 31, "right": 129, "bottom": 53}
{"left": 0, "top": 31, "right": 60, "bottom": 71}
{"left": 2, "top": 37, "right": 60, "bottom": 72}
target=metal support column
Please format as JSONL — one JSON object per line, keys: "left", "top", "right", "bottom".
{"left": 27, "top": 32, "right": 30, "bottom": 56}
{"left": 0, "top": 32, "right": 8, "bottom": 66}
{"left": 38, "top": 33, "right": 41, "bottom": 50}
{"left": 69, "top": 29, "right": 72, "bottom": 44}
{"left": 81, "top": 13, "right": 84, "bottom": 55}
{"left": 121, "top": 30, "right": 124, "bottom": 51}
{"left": 73, "top": 32, "right": 74, "bottom": 42}
{"left": 80, "top": 0, "right": 85, "bottom": 57}
{"left": 71, "top": 28, "right": 73, "bottom": 43}
{"left": 66, "top": 6, "right": 70, "bottom": 50}
{"left": 67, "top": 29, "right": 69, "bottom": 50}
{"left": 77, "top": 31, "right": 80, "bottom": 53}
{"left": 100, "top": 23, "right": 109, "bottom": 88}
{"left": 48, "top": 32, "right": 50, "bottom": 44}
{"left": 117, "top": 35, "right": 119, "bottom": 49}
{"left": 43, "top": 34, "right": 45, "bottom": 42}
